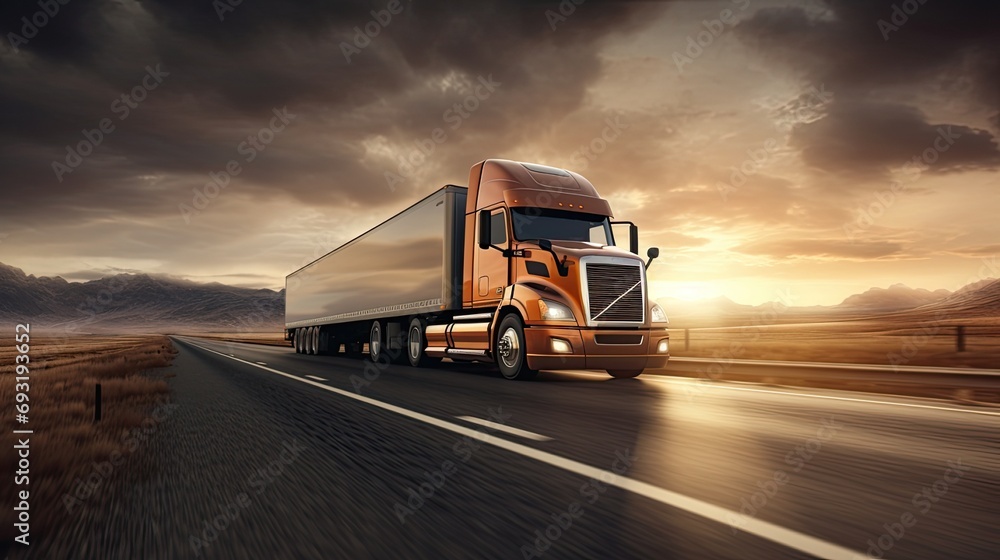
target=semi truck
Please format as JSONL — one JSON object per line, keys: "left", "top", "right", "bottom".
{"left": 285, "top": 159, "right": 669, "bottom": 379}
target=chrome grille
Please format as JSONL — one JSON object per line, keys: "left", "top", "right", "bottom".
{"left": 583, "top": 262, "right": 644, "bottom": 324}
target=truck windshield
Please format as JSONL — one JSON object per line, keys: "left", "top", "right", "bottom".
{"left": 511, "top": 207, "right": 615, "bottom": 245}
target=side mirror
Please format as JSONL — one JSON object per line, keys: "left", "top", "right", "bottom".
{"left": 478, "top": 209, "right": 491, "bottom": 250}
{"left": 645, "top": 246, "right": 659, "bottom": 270}
{"left": 611, "top": 221, "right": 639, "bottom": 254}
{"left": 535, "top": 238, "right": 567, "bottom": 276}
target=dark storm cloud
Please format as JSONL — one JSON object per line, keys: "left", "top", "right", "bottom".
{"left": 734, "top": 1, "right": 1000, "bottom": 103}
{"left": 0, "top": 0, "right": 106, "bottom": 60}
{"left": 735, "top": 0, "right": 1000, "bottom": 176}
{"left": 790, "top": 101, "right": 1000, "bottom": 177}
{"left": 0, "top": 0, "right": 668, "bottom": 222}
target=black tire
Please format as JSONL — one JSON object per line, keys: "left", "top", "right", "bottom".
{"left": 310, "top": 326, "right": 320, "bottom": 355}
{"left": 295, "top": 328, "right": 303, "bottom": 354}
{"left": 406, "top": 317, "right": 441, "bottom": 367}
{"left": 607, "top": 369, "right": 643, "bottom": 379}
{"left": 369, "top": 320, "right": 384, "bottom": 363}
{"left": 495, "top": 314, "right": 537, "bottom": 381}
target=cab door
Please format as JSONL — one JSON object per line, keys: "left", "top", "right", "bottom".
{"left": 473, "top": 206, "right": 509, "bottom": 308}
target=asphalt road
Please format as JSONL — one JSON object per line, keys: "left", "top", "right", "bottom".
{"left": 17, "top": 336, "right": 999, "bottom": 559}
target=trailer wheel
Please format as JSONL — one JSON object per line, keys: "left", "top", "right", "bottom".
{"left": 495, "top": 314, "right": 537, "bottom": 381}
{"left": 369, "top": 321, "right": 384, "bottom": 363}
{"left": 295, "top": 328, "right": 303, "bottom": 353}
{"left": 607, "top": 369, "right": 643, "bottom": 379}
{"left": 310, "top": 326, "right": 320, "bottom": 355}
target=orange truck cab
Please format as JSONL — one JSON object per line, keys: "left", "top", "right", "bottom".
{"left": 285, "top": 158, "right": 669, "bottom": 380}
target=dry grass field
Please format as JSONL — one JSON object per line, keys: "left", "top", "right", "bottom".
{"left": 189, "top": 332, "right": 290, "bottom": 347}
{"left": 0, "top": 334, "right": 177, "bottom": 543}
{"left": 667, "top": 316, "right": 1000, "bottom": 369}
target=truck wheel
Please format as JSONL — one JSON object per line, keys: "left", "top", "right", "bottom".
{"left": 607, "top": 369, "right": 643, "bottom": 379}
{"left": 406, "top": 318, "right": 425, "bottom": 367}
{"left": 295, "top": 329, "right": 303, "bottom": 353}
{"left": 369, "top": 321, "right": 384, "bottom": 363}
{"left": 406, "top": 317, "right": 441, "bottom": 367}
{"left": 495, "top": 314, "right": 537, "bottom": 381}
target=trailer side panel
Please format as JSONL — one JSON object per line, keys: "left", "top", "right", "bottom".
{"left": 285, "top": 186, "right": 466, "bottom": 328}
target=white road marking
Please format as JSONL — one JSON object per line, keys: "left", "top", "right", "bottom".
{"left": 670, "top": 356, "right": 1000, "bottom": 376}
{"left": 255, "top": 361, "right": 267, "bottom": 365}
{"left": 652, "top": 378, "right": 1000, "bottom": 417}
{"left": 305, "top": 375, "right": 327, "bottom": 382}
{"left": 179, "top": 338, "right": 869, "bottom": 560}
{"left": 456, "top": 416, "right": 553, "bottom": 441}
{"left": 551, "top": 369, "right": 1000, "bottom": 417}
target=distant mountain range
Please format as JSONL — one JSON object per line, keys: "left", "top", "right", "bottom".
{"left": 837, "top": 283, "right": 951, "bottom": 311}
{"left": 0, "top": 261, "right": 997, "bottom": 333}
{"left": 658, "top": 278, "right": 1000, "bottom": 326}
{"left": 0, "top": 262, "right": 283, "bottom": 333}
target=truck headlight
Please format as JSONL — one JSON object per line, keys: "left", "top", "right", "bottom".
{"left": 539, "top": 299, "right": 575, "bottom": 321}
{"left": 650, "top": 303, "right": 668, "bottom": 325}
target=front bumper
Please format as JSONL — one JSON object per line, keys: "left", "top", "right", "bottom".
{"left": 524, "top": 325, "right": 670, "bottom": 371}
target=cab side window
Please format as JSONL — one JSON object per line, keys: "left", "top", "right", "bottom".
{"left": 490, "top": 210, "right": 507, "bottom": 246}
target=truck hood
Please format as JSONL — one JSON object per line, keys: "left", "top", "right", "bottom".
{"left": 517, "top": 239, "right": 641, "bottom": 261}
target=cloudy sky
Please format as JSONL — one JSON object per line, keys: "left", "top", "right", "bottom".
{"left": 1, "top": 0, "right": 998, "bottom": 305}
